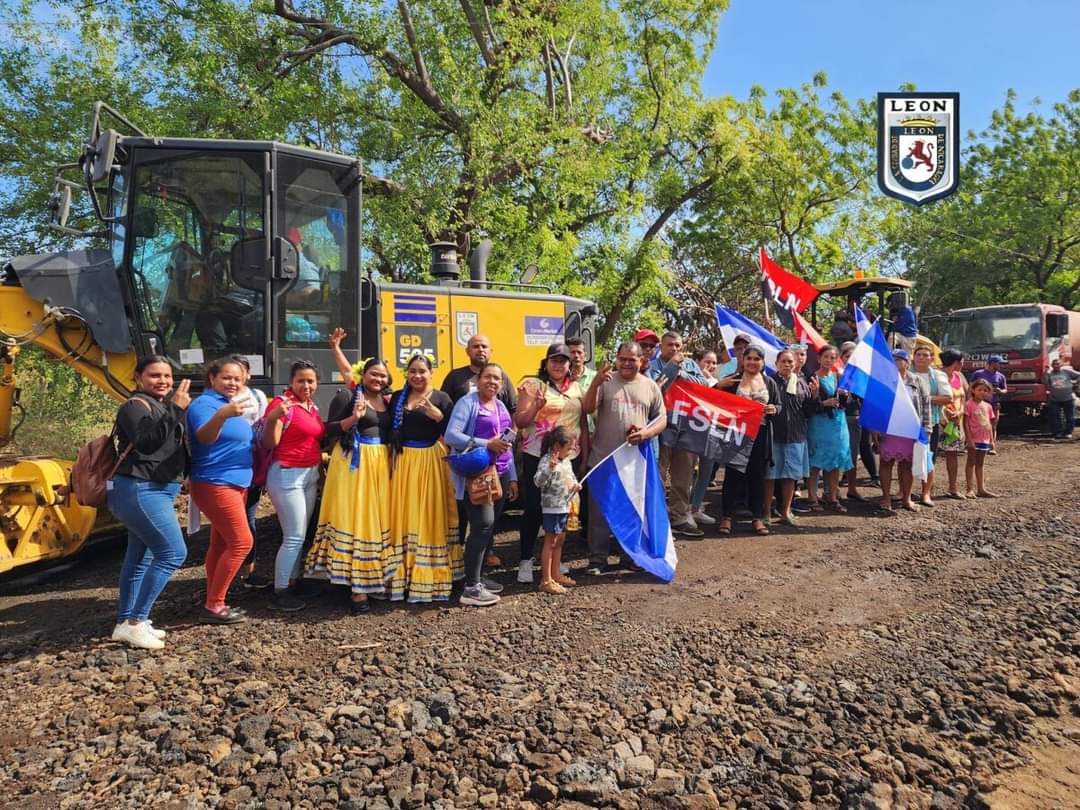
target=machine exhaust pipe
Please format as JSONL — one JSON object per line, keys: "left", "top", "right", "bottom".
{"left": 469, "top": 239, "right": 492, "bottom": 290}
{"left": 429, "top": 242, "right": 460, "bottom": 286}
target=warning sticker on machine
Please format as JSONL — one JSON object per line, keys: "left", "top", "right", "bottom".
{"left": 524, "top": 316, "right": 564, "bottom": 346}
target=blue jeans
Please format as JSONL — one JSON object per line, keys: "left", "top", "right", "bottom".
{"left": 690, "top": 458, "right": 717, "bottom": 510}
{"left": 108, "top": 476, "right": 186, "bottom": 622}
{"left": 1049, "top": 399, "right": 1076, "bottom": 437}
{"left": 265, "top": 463, "right": 320, "bottom": 590}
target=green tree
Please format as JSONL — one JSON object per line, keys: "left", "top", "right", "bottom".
{"left": 664, "top": 76, "right": 881, "bottom": 345}
{"left": 890, "top": 89, "right": 1080, "bottom": 315}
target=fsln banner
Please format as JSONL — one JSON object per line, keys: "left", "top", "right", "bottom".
{"left": 661, "top": 379, "right": 765, "bottom": 472}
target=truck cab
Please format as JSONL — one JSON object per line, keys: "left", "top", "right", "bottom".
{"left": 941, "top": 303, "right": 1080, "bottom": 416}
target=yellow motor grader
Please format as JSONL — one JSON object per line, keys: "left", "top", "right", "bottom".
{"left": 0, "top": 102, "right": 597, "bottom": 575}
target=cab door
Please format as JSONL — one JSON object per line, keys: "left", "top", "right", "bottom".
{"left": 271, "top": 154, "right": 361, "bottom": 406}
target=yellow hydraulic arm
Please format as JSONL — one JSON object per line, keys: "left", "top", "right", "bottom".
{"left": 0, "top": 285, "right": 137, "bottom": 574}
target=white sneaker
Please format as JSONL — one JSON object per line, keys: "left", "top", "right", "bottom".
{"left": 691, "top": 509, "right": 716, "bottom": 525}
{"left": 517, "top": 559, "right": 534, "bottom": 583}
{"left": 114, "top": 621, "right": 166, "bottom": 640}
{"left": 111, "top": 621, "right": 165, "bottom": 651}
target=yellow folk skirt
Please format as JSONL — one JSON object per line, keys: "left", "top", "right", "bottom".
{"left": 305, "top": 443, "right": 403, "bottom": 599}
{"left": 390, "top": 443, "right": 461, "bottom": 603}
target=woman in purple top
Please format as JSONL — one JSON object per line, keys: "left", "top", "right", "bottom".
{"left": 444, "top": 363, "right": 519, "bottom": 607}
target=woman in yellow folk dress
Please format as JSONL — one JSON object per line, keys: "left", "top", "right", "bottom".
{"left": 305, "top": 359, "right": 395, "bottom": 613}
{"left": 389, "top": 354, "right": 460, "bottom": 603}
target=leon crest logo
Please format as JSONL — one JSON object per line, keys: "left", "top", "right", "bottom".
{"left": 877, "top": 92, "right": 959, "bottom": 205}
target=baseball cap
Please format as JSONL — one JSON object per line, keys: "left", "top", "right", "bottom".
{"left": 545, "top": 343, "right": 571, "bottom": 360}
{"left": 733, "top": 333, "right": 752, "bottom": 346}
{"left": 633, "top": 329, "right": 660, "bottom": 344}
{"left": 892, "top": 348, "right": 910, "bottom": 361}
{"left": 987, "top": 354, "right": 1006, "bottom": 364}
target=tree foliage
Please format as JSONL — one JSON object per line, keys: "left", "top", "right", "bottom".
{"left": 889, "top": 90, "right": 1080, "bottom": 315}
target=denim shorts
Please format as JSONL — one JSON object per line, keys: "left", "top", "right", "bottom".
{"left": 542, "top": 513, "right": 569, "bottom": 534}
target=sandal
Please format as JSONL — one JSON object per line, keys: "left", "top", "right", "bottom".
{"left": 779, "top": 513, "right": 798, "bottom": 527}
{"left": 808, "top": 501, "right": 825, "bottom": 513}
{"left": 718, "top": 518, "right": 732, "bottom": 536}
{"left": 826, "top": 500, "right": 848, "bottom": 514}
{"left": 902, "top": 501, "right": 921, "bottom": 513}
{"left": 876, "top": 502, "right": 896, "bottom": 516}
{"left": 846, "top": 492, "right": 866, "bottom": 502}
{"left": 752, "top": 520, "right": 770, "bottom": 536}
{"left": 555, "top": 575, "right": 576, "bottom": 587}
{"left": 946, "top": 491, "right": 966, "bottom": 500}
{"left": 540, "top": 579, "right": 567, "bottom": 595}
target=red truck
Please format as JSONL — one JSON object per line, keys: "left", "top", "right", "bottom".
{"left": 941, "top": 303, "right": 1080, "bottom": 418}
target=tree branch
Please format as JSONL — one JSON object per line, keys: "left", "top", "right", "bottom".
{"left": 398, "top": 0, "right": 432, "bottom": 89}
{"left": 459, "top": 0, "right": 497, "bottom": 66}
{"left": 272, "top": 0, "right": 463, "bottom": 132}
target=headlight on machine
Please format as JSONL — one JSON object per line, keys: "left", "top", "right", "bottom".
{"left": 1009, "top": 371, "right": 1037, "bottom": 381}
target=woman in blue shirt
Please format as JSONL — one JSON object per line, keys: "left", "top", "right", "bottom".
{"left": 186, "top": 357, "right": 255, "bottom": 625}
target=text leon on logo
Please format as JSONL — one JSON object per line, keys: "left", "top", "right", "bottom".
{"left": 877, "top": 92, "right": 960, "bottom": 206}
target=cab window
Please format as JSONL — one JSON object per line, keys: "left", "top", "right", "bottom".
{"left": 276, "top": 156, "right": 357, "bottom": 345}
{"left": 128, "top": 150, "right": 266, "bottom": 365}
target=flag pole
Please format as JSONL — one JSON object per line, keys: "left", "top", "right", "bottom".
{"left": 577, "top": 414, "right": 666, "bottom": 489}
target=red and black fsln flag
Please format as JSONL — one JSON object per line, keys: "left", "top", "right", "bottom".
{"left": 662, "top": 379, "right": 765, "bottom": 472}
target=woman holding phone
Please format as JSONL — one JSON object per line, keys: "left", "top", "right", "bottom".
{"left": 445, "top": 363, "right": 518, "bottom": 607}
{"left": 187, "top": 357, "right": 256, "bottom": 624}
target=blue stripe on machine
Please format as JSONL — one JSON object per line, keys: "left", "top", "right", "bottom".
{"left": 395, "top": 313, "right": 437, "bottom": 324}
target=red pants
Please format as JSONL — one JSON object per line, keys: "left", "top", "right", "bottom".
{"left": 191, "top": 481, "right": 254, "bottom": 612}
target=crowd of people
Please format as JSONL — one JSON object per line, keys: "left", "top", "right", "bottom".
{"left": 105, "top": 322, "right": 1053, "bottom": 651}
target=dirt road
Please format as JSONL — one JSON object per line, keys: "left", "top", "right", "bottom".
{"left": 1, "top": 437, "right": 1077, "bottom": 809}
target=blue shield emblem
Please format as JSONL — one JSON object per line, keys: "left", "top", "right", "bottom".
{"left": 878, "top": 93, "right": 959, "bottom": 205}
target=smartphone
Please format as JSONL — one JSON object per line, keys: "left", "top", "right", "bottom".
{"left": 500, "top": 427, "right": 517, "bottom": 443}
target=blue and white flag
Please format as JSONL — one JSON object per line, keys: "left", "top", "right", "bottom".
{"left": 840, "top": 319, "right": 930, "bottom": 478}
{"left": 853, "top": 303, "right": 872, "bottom": 339}
{"left": 584, "top": 425, "right": 677, "bottom": 582}
{"left": 714, "top": 305, "right": 788, "bottom": 372}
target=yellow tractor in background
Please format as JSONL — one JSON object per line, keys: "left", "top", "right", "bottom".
{"left": 0, "top": 102, "right": 597, "bottom": 575}
{"left": 811, "top": 274, "right": 941, "bottom": 362}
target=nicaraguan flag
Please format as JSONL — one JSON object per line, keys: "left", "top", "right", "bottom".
{"left": 840, "top": 319, "right": 928, "bottom": 445}
{"left": 714, "top": 305, "right": 787, "bottom": 372}
{"left": 853, "top": 303, "right": 872, "bottom": 339}
{"left": 585, "top": 427, "right": 677, "bottom": 582}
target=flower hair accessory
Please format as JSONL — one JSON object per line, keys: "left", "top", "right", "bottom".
{"left": 350, "top": 357, "right": 375, "bottom": 385}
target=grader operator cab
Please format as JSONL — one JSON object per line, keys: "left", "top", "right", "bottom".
{"left": 0, "top": 102, "right": 597, "bottom": 575}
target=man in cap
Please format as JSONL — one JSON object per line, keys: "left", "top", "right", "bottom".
{"left": 717, "top": 334, "right": 750, "bottom": 377}
{"left": 634, "top": 329, "right": 660, "bottom": 373}
{"left": 648, "top": 331, "right": 709, "bottom": 537}
{"left": 970, "top": 355, "right": 1008, "bottom": 452}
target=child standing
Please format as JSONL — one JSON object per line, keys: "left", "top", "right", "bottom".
{"left": 964, "top": 378, "right": 999, "bottom": 499}
{"left": 533, "top": 426, "right": 579, "bottom": 595}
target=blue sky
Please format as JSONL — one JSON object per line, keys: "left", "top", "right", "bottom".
{"left": 704, "top": 0, "right": 1080, "bottom": 135}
